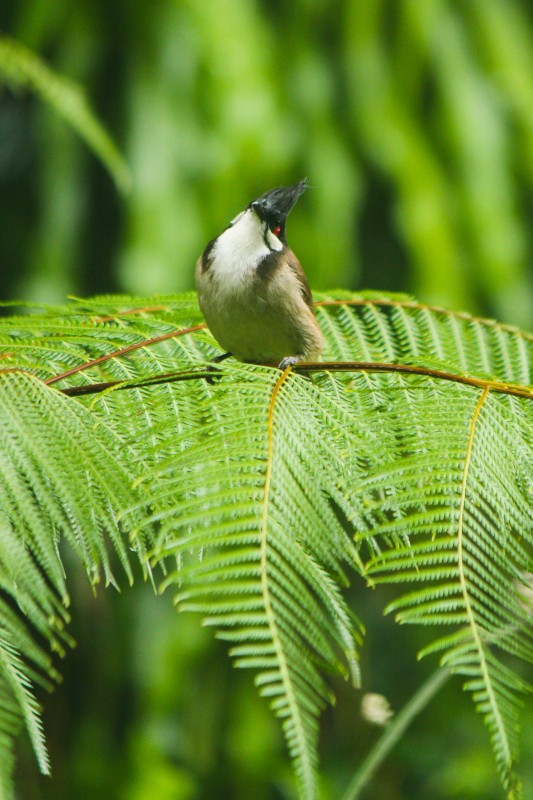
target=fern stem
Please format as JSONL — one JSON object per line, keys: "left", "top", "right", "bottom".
{"left": 45, "top": 323, "right": 206, "bottom": 386}
{"left": 296, "top": 362, "right": 533, "bottom": 400}
{"left": 51, "top": 360, "right": 533, "bottom": 400}
{"left": 456, "top": 387, "right": 512, "bottom": 768}
{"left": 261, "top": 367, "right": 316, "bottom": 798}
{"left": 340, "top": 667, "right": 451, "bottom": 800}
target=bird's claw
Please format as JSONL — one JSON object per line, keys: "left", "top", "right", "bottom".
{"left": 278, "top": 356, "right": 300, "bottom": 370}
{"left": 212, "top": 352, "right": 232, "bottom": 364}
{"left": 205, "top": 352, "right": 232, "bottom": 384}
{"left": 204, "top": 366, "right": 221, "bottom": 384}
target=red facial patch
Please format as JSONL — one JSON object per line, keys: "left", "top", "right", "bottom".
{"left": 272, "top": 226, "right": 281, "bottom": 237}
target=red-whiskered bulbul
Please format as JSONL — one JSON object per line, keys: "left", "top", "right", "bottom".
{"left": 195, "top": 179, "right": 324, "bottom": 369}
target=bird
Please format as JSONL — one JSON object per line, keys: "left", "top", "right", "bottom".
{"left": 195, "top": 178, "right": 324, "bottom": 370}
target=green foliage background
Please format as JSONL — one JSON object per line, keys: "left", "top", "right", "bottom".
{"left": 0, "top": 1, "right": 532, "bottom": 798}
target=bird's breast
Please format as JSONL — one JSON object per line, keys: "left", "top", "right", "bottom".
{"left": 196, "top": 253, "right": 321, "bottom": 363}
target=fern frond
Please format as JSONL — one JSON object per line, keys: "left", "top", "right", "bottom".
{"left": 361, "top": 384, "right": 532, "bottom": 794}
{"left": 315, "top": 293, "right": 532, "bottom": 384}
{"left": 0, "top": 291, "right": 530, "bottom": 799}
{"left": 134, "top": 366, "right": 363, "bottom": 800}
{"left": 0, "top": 371, "right": 143, "bottom": 789}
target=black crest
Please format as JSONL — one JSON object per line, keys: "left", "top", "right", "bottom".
{"left": 249, "top": 178, "right": 309, "bottom": 241}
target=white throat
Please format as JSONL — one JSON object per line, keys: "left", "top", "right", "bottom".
{"left": 211, "top": 209, "right": 283, "bottom": 284}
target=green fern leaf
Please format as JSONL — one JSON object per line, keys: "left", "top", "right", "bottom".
{"left": 0, "top": 291, "right": 531, "bottom": 799}
{"left": 136, "top": 366, "right": 363, "bottom": 800}
{"left": 0, "top": 371, "right": 144, "bottom": 789}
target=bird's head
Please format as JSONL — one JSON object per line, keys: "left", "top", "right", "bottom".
{"left": 247, "top": 178, "right": 309, "bottom": 243}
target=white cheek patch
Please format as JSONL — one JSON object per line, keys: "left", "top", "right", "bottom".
{"left": 265, "top": 229, "right": 283, "bottom": 252}
{"left": 211, "top": 209, "right": 270, "bottom": 286}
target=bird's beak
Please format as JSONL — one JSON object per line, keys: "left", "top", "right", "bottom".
{"left": 250, "top": 178, "right": 309, "bottom": 220}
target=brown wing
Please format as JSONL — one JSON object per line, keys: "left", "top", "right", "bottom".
{"left": 256, "top": 245, "right": 314, "bottom": 313}
{"left": 255, "top": 246, "right": 315, "bottom": 312}
{"left": 198, "top": 236, "right": 217, "bottom": 273}
{"left": 285, "top": 249, "right": 314, "bottom": 311}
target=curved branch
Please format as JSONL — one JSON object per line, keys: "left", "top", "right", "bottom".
{"left": 294, "top": 361, "right": 533, "bottom": 400}
{"left": 53, "top": 360, "right": 533, "bottom": 401}
{"left": 45, "top": 323, "right": 207, "bottom": 386}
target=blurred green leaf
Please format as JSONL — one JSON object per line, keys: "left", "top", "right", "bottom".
{"left": 0, "top": 34, "right": 131, "bottom": 193}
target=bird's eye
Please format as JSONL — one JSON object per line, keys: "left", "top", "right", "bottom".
{"left": 271, "top": 226, "right": 281, "bottom": 237}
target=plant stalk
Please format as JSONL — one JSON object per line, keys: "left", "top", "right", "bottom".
{"left": 340, "top": 667, "right": 451, "bottom": 800}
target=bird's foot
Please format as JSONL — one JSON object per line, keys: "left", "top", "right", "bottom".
{"left": 205, "top": 352, "right": 232, "bottom": 384}
{"left": 278, "top": 356, "right": 301, "bottom": 370}
{"left": 212, "top": 352, "right": 232, "bottom": 364}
